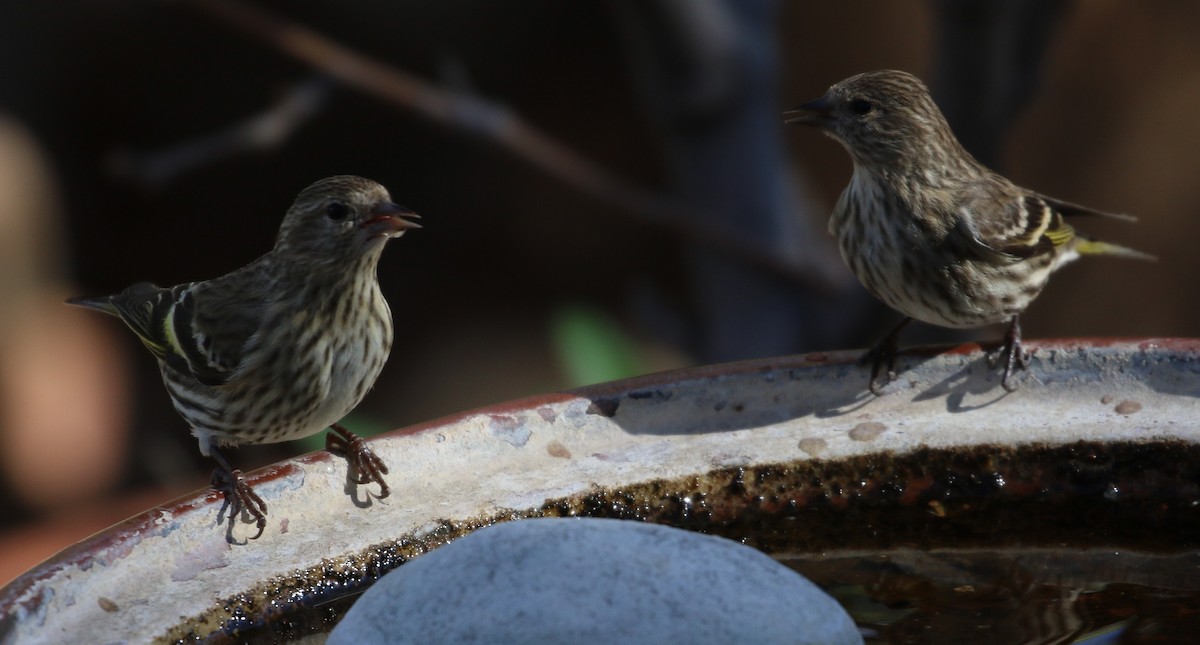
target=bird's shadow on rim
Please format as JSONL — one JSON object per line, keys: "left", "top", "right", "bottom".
{"left": 909, "top": 354, "right": 1016, "bottom": 412}
{"left": 343, "top": 474, "right": 385, "bottom": 509}
{"left": 814, "top": 350, "right": 959, "bottom": 417}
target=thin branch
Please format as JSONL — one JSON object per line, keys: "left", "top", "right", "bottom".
{"left": 185, "top": 0, "right": 844, "bottom": 292}
{"left": 110, "top": 76, "right": 330, "bottom": 187}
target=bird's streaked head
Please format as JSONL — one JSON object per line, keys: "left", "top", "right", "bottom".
{"left": 276, "top": 175, "right": 420, "bottom": 262}
{"left": 785, "top": 70, "right": 964, "bottom": 173}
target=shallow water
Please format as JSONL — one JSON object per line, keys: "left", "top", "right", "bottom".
{"left": 163, "top": 439, "right": 1200, "bottom": 643}
{"left": 783, "top": 550, "right": 1200, "bottom": 644}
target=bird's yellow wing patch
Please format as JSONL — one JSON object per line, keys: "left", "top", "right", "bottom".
{"left": 1042, "top": 217, "right": 1076, "bottom": 248}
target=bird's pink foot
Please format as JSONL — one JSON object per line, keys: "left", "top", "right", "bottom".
{"left": 859, "top": 317, "right": 913, "bottom": 395}
{"left": 987, "top": 316, "right": 1031, "bottom": 392}
{"left": 211, "top": 466, "right": 267, "bottom": 538}
{"left": 327, "top": 423, "right": 391, "bottom": 498}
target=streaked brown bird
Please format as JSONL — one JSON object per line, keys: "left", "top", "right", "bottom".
{"left": 785, "top": 70, "right": 1151, "bottom": 393}
{"left": 68, "top": 175, "right": 420, "bottom": 535}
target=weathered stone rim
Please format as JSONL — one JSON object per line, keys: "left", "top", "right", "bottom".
{"left": 1, "top": 338, "right": 1196, "bottom": 644}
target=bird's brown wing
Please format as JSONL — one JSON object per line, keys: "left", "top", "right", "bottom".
{"left": 178, "top": 259, "right": 273, "bottom": 386}
{"left": 86, "top": 282, "right": 180, "bottom": 363}
{"left": 81, "top": 280, "right": 234, "bottom": 386}
{"left": 958, "top": 180, "right": 1076, "bottom": 260}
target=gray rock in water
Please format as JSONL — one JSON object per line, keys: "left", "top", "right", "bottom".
{"left": 328, "top": 517, "right": 862, "bottom": 644}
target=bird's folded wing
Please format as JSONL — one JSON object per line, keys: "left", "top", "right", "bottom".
{"left": 172, "top": 276, "right": 267, "bottom": 387}
{"left": 107, "top": 278, "right": 257, "bottom": 387}
{"left": 100, "top": 282, "right": 175, "bottom": 360}
{"left": 957, "top": 183, "right": 1075, "bottom": 261}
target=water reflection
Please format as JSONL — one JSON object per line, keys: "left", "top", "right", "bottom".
{"left": 783, "top": 550, "right": 1200, "bottom": 644}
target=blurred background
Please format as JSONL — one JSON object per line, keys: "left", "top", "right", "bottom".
{"left": 1, "top": 0, "right": 1196, "bottom": 583}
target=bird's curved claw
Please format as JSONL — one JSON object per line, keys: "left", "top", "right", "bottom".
{"left": 327, "top": 424, "right": 391, "bottom": 499}
{"left": 988, "top": 317, "right": 1031, "bottom": 392}
{"left": 212, "top": 467, "right": 267, "bottom": 539}
{"left": 860, "top": 317, "right": 912, "bottom": 396}
{"left": 860, "top": 344, "right": 898, "bottom": 396}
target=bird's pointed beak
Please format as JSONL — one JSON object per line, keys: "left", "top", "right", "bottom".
{"left": 783, "top": 95, "right": 835, "bottom": 127}
{"left": 360, "top": 202, "right": 421, "bottom": 238}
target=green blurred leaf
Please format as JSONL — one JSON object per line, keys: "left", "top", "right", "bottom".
{"left": 550, "top": 302, "right": 644, "bottom": 387}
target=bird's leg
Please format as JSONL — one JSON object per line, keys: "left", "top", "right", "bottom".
{"left": 208, "top": 447, "right": 267, "bottom": 538}
{"left": 326, "top": 423, "right": 391, "bottom": 498}
{"left": 987, "top": 316, "right": 1031, "bottom": 392}
{"left": 859, "top": 317, "right": 913, "bottom": 395}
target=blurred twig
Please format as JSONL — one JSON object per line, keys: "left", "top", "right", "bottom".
{"left": 110, "top": 76, "right": 330, "bottom": 188}
{"left": 185, "top": 0, "right": 844, "bottom": 292}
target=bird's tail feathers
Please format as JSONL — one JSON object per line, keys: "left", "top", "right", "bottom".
{"left": 1040, "top": 194, "right": 1138, "bottom": 222}
{"left": 1073, "top": 235, "right": 1156, "bottom": 261}
{"left": 65, "top": 295, "right": 121, "bottom": 316}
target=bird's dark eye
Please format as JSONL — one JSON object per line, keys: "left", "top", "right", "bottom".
{"left": 850, "top": 99, "right": 874, "bottom": 116}
{"left": 325, "top": 202, "right": 350, "bottom": 221}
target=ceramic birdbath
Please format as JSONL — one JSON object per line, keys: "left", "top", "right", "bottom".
{"left": 2, "top": 339, "right": 1198, "bottom": 643}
